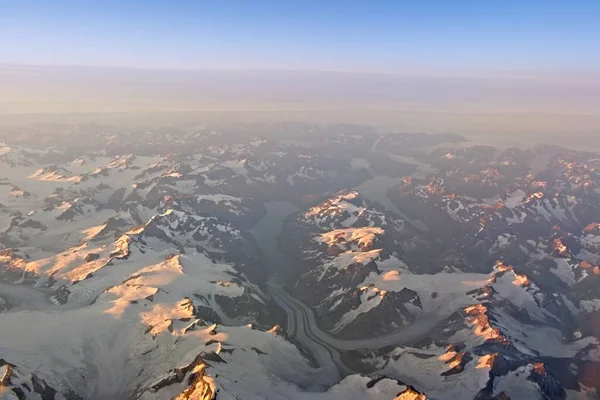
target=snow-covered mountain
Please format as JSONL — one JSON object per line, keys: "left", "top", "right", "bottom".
{"left": 0, "top": 134, "right": 407, "bottom": 399}
{"left": 1, "top": 127, "right": 600, "bottom": 399}
{"left": 279, "top": 191, "right": 422, "bottom": 339}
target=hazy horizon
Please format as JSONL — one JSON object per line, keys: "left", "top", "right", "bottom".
{"left": 1, "top": 64, "right": 599, "bottom": 148}
{"left": 1, "top": 1, "right": 599, "bottom": 145}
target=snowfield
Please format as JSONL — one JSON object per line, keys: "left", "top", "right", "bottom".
{"left": 0, "top": 141, "right": 420, "bottom": 400}
{"left": 2, "top": 136, "right": 600, "bottom": 400}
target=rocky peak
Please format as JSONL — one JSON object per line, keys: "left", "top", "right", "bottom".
{"left": 527, "top": 363, "right": 566, "bottom": 400}
{"left": 394, "top": 385, "right": 428, "bottom": 400}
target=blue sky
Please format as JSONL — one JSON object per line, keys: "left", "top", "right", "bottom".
{"left": 1, "top": 0, "right": 599, "bottom": 71}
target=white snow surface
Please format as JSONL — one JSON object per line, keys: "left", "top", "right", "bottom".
{"left": 0, "top": 146, "right": 409, "bottom": 399}
{"left": 0, "top": 233, "right": 400, "bottom": 399}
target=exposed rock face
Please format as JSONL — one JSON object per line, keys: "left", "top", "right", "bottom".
{"left": 106, "top": 187, "right": 126, "bottom": 209}
{"left": 0, "top": 296, "right": 11, "bottom": 313}
{"left": 267, "top": 324, "right": 288, "bottom": 338}
{"left": 144, "top": 354, "right": 214, "bottom": 400}
{"left": 527, "top": 363, "right": 567, "bottom": 400}
{"left": 84, "top": 253, "right": 100, "bottom": 263}
{"left": 395, "top": 385, "right": 428, "bottom": 400}
{"left": 325, "top": 287, "right": 422, "bottom": 340}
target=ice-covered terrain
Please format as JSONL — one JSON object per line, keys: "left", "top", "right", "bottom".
{"left": 1, "top": 128, "right": 600, "bottom": 399}
{"left": 0, "top": 135, "right": 416, "bottom": 400}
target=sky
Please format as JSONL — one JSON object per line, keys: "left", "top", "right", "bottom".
{"left": 1, "top": 0, "right": 600, "bottom": 72}
{"left": 1, "top": 0, "right": 599, "bottom": 144}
